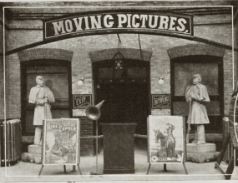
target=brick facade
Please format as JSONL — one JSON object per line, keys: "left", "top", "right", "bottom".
{"left": 1, "top": 5, "right": 237, "bottom": 155}
{"left": 4, "top": 18, "right": 234, "bottom": 117}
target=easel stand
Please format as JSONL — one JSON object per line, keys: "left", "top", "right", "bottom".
{"left": 39, "top": 164, "right": 82, "bottom": 176}
{"left": 146, "top": 162, "right": 188, "bottom": 175}
{"left": 38, "top": 118, "right": 82, "bottom": 176}
{"left": 90, "top": 120, "right": 101, "bottom": 175}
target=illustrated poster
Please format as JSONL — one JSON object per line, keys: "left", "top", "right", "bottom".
{"left": 147, "top": 115, "right": 185, "bottom": 163}
{"left": 43, "top": 118, "right": 79, "bottom": 165}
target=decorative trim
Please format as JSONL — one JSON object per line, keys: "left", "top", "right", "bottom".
{"left": 18, "top": 48, "right": 73, "bottom": 62}
{"left": 89, "top": 48, "right": 152, "bottom": 62}
{"left": 167, "top": 44, "right": 225, "bottom": 59}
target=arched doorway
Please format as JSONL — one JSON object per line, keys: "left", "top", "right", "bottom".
{"left": 92, "top": 53, "right": 150, "bottom": 135}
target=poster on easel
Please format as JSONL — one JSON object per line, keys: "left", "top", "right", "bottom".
{"left": 42, "top": 118, "right": 80, "bottom": 166}
{"left": 147, "top": 115, "right": 185, "bottom": 164}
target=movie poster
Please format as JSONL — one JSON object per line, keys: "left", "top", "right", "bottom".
{"left": 147, "top": 115, "right": 184, "bottom": 163}
{"left": 43, "top": 118, "right": 79, "bottom": 165}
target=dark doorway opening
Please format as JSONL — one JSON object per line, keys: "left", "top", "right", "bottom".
{"left": 21, "top": 60, "right": 72, "bottom": 135}
{"left": 93, "top": 58, "right": 150, "bottom": 135}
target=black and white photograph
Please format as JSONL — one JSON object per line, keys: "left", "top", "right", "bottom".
{"left": 0, "top": 0, "right": 238, "bottom": 182}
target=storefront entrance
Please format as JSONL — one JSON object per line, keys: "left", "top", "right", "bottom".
{"left": 93, "top": 57, "right": 150, "bottom": 135}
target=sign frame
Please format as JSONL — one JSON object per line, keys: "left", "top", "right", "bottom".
{"left": 43, "top": 9, "right": 194, "bottom": 41}
{"left": 41, "top": 118, "right": 80, "bottom": 167}
{"left": 151, "top": 94, "right": 171, "bottom": 109}
{"left": 146, "top": 115, "right": 188, "bottom": 174}
{"left": 72, "top": 94, "right": 92, "bottom": 109}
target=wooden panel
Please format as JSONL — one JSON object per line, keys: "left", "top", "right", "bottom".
{"left": 173, "top": 101, "right": 221, "bottom": 116}
{"left": 102, "top": 123, "right": 136, "bottom": 174}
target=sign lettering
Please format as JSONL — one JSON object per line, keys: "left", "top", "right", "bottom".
{"left": 44, "top": 11, "right": 193, "bottom": 39}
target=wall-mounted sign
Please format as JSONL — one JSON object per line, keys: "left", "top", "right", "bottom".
{"left": 151, "top": 94, "right": 171, "bottom": 109}
{"left": 42, "top": 118, "right": 80, "bottom": 166}
{"left": 44, "top": 10, "right": 193, "bottom": 40}
{"left": 73, "top": 94, "right": 92, "bottom": 109}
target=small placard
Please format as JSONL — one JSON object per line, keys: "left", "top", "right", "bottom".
{"left": 73, "top": 94, "right": 92, "bottom": 109}
{"left": 151, "top": 94, "right": 171, "bottom": 109}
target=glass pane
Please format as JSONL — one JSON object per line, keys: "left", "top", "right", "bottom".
{"left": 174, "top": 62, "right": 219, "bottom": 96}
{"left": 127, "top": 67, "right": 146, "bottom": 79}
{"left": 114, "top": 69, "right": 125, "bottom": 79}
{"left": 98, "top": 67, "right": 113, "bottom": 80}
{"left": 25, "top": 109, "right": 70, "bottom": 134}
{"left": 173, "top": 100, "right": 221, "bottom": 116}
{"left": 26, "top": 73, "right": 69, "bottom": 105}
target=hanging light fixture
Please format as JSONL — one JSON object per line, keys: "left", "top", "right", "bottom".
{"left": 113, "top": 51, "right": 124, "bottom": 70}
{"left": 112, "top": 34, "right": 125, "bottom": 70}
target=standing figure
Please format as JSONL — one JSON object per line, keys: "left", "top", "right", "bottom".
{"left": 154, "top": 130, "right": 167, "bottom": 157}
{"left": 29, "top": 76, "right": 55, "bottom": 145}
{"left": 185, "top": 74, "right": 210, "bottom": 144}
{"left": 166, "top": 123, "right": 176, "bottom": 159}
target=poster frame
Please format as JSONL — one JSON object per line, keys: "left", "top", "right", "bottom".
{"left": 72, "top": 94, "right": 93, "bottom": 109}
{"left": 151, "top": 94, "right": 171, "bottom": 109}
{"left": 147, "top": 115, "right": 186, "bottom": 165}
{"left": 42, "top": 118, "right": 80, "bottom": 166}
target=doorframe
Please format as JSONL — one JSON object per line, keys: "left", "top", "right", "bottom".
{"left": 20, "top": 60, "right": 72, "bottom": 135}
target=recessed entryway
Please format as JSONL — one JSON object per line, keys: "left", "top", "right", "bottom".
{"left": 93, "top": 58, "right": 150, "bottom": 135}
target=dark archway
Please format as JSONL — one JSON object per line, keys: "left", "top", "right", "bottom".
{"left": 91, "top": 48, "right": 151, "bottom": 135}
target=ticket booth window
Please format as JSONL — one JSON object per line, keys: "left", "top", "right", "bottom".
{"left": 21, "top": 60, "right": 72, "bottom": 134}
{"left": 171, "top": 55, "right": 223, "bottom": 133}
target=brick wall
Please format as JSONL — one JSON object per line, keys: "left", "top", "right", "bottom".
{"left": 5, "top": 30, "right": 233, "bottom": 119}
{"left": 3, "top": 9, "right": 235, "bottom": 155}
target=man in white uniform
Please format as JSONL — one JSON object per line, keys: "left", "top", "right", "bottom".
{"left": 29, "top": 75, "right": 55, "bottom": 145}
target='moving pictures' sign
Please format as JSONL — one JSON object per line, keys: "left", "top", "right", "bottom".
{"left": 44, "top": 10, "right": 193, "bottom": 40}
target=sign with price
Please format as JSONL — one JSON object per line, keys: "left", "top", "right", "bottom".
{"left": 72, "top": 94, "right": 92, "bottom": 109}
{"left": 151, "top": 94, "right": 171, "bottom": 109}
